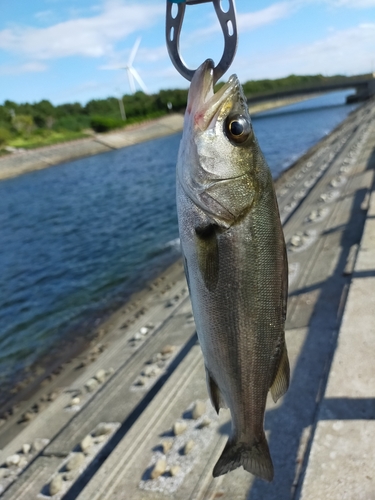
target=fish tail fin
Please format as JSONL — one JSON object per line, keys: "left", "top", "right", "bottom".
{"left": 213, "top": 433, "right": 274, "bottom": 482}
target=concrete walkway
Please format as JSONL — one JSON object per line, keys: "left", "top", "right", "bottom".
{"left": 299, "top": 188, "right": 375, "bottom": 499}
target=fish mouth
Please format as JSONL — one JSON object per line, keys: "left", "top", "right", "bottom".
{"left": 187, "top": 59, "right": 239, "bottom": 131}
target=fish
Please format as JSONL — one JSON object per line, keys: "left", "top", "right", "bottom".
{"left": 176, "top": 59, "right": 289, "bottom": 482}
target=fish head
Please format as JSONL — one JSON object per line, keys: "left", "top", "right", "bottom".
{"left": 177, "top": 59, "right": 264, "bottom": 226}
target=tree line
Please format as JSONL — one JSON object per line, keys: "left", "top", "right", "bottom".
{"left": 0, "top": 73, "right": 366, "bottom": 150}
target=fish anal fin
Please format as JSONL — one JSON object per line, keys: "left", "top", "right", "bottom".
{"left": 270, "top": 342, "right": 290, "bottom": 403}
{"left": 213, "top": 432, "right": 274, "bottom": 482}
{"left": 195, "top": 224, "right": 219, "bottom": 292}
{"left": 205, "top": 367, "right": 227, "bottom": 414}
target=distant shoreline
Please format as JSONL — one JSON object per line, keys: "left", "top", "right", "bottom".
{"left": 0, "top": 94, "right": 322, "bottom": 182}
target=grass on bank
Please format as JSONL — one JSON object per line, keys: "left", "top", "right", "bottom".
{"left": 8, "top": 130, "right": 90, "bottom": 149}
{"left": 0, "top": 111, "right": 167, "bottom": 153}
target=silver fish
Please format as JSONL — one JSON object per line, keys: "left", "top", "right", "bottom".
{"left": 176, "top": 59, "right": 289, "bottom": 481}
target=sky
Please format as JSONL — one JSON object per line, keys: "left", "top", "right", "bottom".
{"left": 0, "top": 0, "right": 374, "bottom": 105}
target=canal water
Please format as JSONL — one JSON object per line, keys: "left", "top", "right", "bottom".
{"left": 0, "top": 90, "right": 358, "bottom": 395}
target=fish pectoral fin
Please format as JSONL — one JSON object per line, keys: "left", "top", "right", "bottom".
{"left": 205, "top": 367, "right": 227, "bottom": 414}
{"left": 270, "top": 342, "right": 290, "bottom": 403}
{"left": 213, "top": 432, "right": 274, "bottom": 482}
{"left": 195, "top": 224, "right": 219, "bottom": 292}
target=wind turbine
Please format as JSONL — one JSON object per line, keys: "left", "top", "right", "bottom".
{"left": 115, "top": 87, "right": 126, "bottom": 120}
{"left": 123, "top": 37, "right": 148, "bottom": 94}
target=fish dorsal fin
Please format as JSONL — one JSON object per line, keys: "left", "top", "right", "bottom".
{"left": 195, "top": 224, "right": 219, "bottom": 292}
{"left": 205, "top": 366, "right": 227, "bottom": 414}
{"left": 270, "top": 343, "right": 290, "bottom": 403}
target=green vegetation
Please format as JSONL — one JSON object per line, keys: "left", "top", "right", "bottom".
{"left": 0, "top": 127, "right": 11, "bottom": 146}
{"left": 242, "top": 73, "right": 370, "bottom": 98}
{"left": 0, "top": 90, "right": 188, "bottom": 152}
{"left": 8, "top": 130, "right": 89, "bottom": 149}
{"left": 0, "top": 73, "right": 370, "bottom": 153}
{"left": 90, "top": 116, "right": 125, "bottom": 133}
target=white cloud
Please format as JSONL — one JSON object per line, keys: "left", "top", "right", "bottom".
{"left": 235, "top": 23, "right": 375, "bottom": 80}
{"left": 186, "top": 1, "right": 296, "bottom": 41}
{"left": 137, "top": 46, "right": 169, "bottom": 64}
{"left": 237, "top": 2, "right": 295, "bottom": 32}
{"left": 60, "top": 80, "right": 110, "bottom": 99}
{"left": 99, "top": 45, "right": 168, "bottom": 70}
{"left": 0, "top": 1, "right": 164, "bottom": 60}
{"left": 0, "top": 62, "right": 47, "bottom": 75}
{"left": 327, "top": 0, "right": 375, "bottom": 7}
{"left": 138, "top": 63, "right": 189, "bottom": 92}
{"left": 34, "top": 10, "right": 54, "bottom": 21}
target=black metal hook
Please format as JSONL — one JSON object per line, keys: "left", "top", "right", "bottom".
{"left": 166, "top": 0, "right": 238, "bottom": 84}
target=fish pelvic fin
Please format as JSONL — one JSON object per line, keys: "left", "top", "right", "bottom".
{"left": 213, "top": 433, "right": 274, "bottom": 482}
{"left": 205, "top": 367, "right": 227, "bottom": 414}
{"left": 270, "top": 342, "right": 290, "bottom": 403}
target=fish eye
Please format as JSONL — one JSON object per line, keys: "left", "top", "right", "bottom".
{"left": 225, "top": 114, "right": 252, "bottom": 144}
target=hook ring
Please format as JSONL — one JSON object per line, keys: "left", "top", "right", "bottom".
{"left": 166, "top": 0, "right": 238, "bottom": 84}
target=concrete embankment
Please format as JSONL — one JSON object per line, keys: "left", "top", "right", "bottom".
{"left": 0, "top": 98, "right": 374, "bottom": 500}
{"left": 0, "top": 94, "right": 320, "bottom": 182}
{"left": 0, "top": 114, "right": 185, "bottom": 182}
